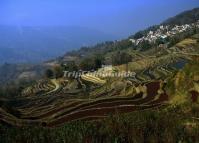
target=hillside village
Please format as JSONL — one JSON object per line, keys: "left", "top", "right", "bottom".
{"left": 130, "top": 20, "right": 199, "bottom": 45}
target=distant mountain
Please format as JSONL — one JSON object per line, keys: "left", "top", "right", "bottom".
{"left": 162, "top": 8, "right": 199, "bottom": 25}
{"left": 0, "top": 26, "right": 117, "bottom": 64}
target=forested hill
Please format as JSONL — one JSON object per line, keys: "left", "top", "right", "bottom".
{"left": 162, "top": 8, "right": 199, "bottom": 26}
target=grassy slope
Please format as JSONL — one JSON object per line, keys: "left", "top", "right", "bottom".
{"left": 1, "top": 33, "right": 199, "bottom": 143}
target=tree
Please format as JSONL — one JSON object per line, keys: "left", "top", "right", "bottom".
{"left": 45, "top": 69, "right": 54, "bottom": 79}
{"left": 133, "top": 31, "right": 144, "bottom": 39}
{"left": 156, "top": 38, "right": 167, "bottom": 45}
{"left": 79, "top": 55, "right": 104, "bottom": 71}
{"left": 53, "top": 66, "right": 64, "bottom": 79}
{"left": 93, "top": 54, "right": 105, "bottom": 69}
{"left": 79, "top": 58, "right": 95, "bottom": 71}
{"left": 114, "top": 40, "right": 133, "bottom": 50}
{"left": 138, "top": 40, "right": 152, "bottom": 51}
{"left": 62, "top": 61, "right": 78, "bottom": 72}
{"left": 112, "top": 51, "right": 132, "bottom": 67}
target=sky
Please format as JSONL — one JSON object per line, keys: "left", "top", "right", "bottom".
{"left": 0, "top": 0, "right": 199, "bottom": 37}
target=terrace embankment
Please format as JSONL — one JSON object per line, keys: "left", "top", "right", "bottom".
{"left": 0, "top": 81, "right": 169, "bottom": 127}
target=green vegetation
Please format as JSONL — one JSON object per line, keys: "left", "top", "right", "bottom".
{"left": 79, "top": 54, "right": 104, "bottom": 71}
{"left": 168, "top": 28, "right": 199, "bottom": 47}
{"left": 1, "top": 8, "right": 199, "bottom": 143}
{"left": 111, "top": 51, "right": 132, "bottom": 66}
{"left": 163, "top": 8, "right": 199, "bottom": 26}
{"left": 1, "top": 106, "right": 199, "bottom": 143}
{"left": 176, "top": 38, "right": 197, "bottom": 48}
{"left": 0, "top": 80, "right": 35, "bottom": 97}
{"left": 1, "top": 33, "right": 199, "bottom": 142}
{"left": 45, "top": 69, "right": 54, "bottom": 79}
{"left": 53, "top": 66, "right": 64, "bottom": 79}
{"left": 45, "top": 65, "right": 64, "bottom": 79}
{"left": 62, "top": 61, "right": 78, "bottom": 72}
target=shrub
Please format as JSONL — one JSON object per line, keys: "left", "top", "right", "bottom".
{"left": 45, "top": 69, "right": 54, "bottom": 79}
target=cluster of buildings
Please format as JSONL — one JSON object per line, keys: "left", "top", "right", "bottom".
{"left": 130, "top": 20, "right": 199, "bottom": 46}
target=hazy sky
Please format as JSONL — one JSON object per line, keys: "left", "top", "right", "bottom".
{"left": 0, "top": 0, "right": 199, "bottom": 37}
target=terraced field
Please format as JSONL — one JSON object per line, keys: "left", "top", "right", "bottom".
{"left": 0, "top": 81, "right": 168, "bottom": 127}
{"left": 126, "top": 46, "right": 195, "bottom": 83}
{"left": 1, "top": 35, "right": 199, "bottom": 128}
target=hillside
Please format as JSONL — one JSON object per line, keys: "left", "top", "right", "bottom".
{"left": 163, "top": 8, "right": 199, "bottom": 25}
{"left": 1, "top": 7, "right": 199, "bottom": 86}
{"left": 1, "top": 31, "right": 199, "bottom": 142}
{"left": 1, "top": 31, "right": 199, "bottom": 123}
{"left": 1, "top": 7, "right": 199, "bottom": 142}
{"left": 0, "top": 63, "right": 47, "bottom": 84}
{"left": 60, "top": 7, "right": 199, "bottom": 61}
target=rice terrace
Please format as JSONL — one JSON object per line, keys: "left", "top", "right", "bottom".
{"left": 1, "top": 32, "right": 199, "bottom": 127}
{"left": 1, "top": 4, "right": 199, "bottom": 143}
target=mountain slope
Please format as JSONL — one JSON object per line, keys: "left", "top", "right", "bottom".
{"left": 163, "top": 8, "right": 199, "bottom": 25}
{"left": 61, "top": 7, "right": 199, "bottom": 60}
{"left": 1, "top": 7, "right": 199, "bottom": 85}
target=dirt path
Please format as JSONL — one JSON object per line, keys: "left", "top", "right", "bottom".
{"left": 45, "top": 79, "right": 60, "bottom": 95}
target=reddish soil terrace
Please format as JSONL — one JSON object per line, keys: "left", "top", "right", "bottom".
{"left": 0, "top": 81, "right": 169, "bottom": 127}
{"left": 190, "top": 90, "right": 199, "bottom": 103}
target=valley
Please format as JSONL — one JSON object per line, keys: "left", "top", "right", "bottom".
{"left": 1, "top": 7, "right": 199, "bottom": 142}
{"left": 1, "top": 33, "right": 199, "bottom": 128}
